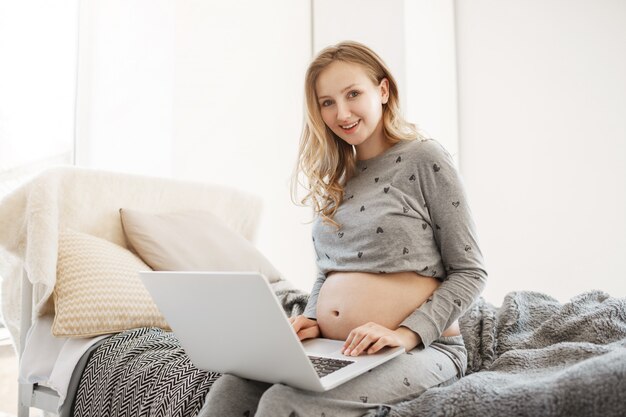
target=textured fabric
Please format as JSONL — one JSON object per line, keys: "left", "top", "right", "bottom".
{"left": 72, "top": 327, "right": 221, "bottom": 417}
{"left": 69, "top": 284, "right": 309, "bottom": 416}
{"left": 200, "top": 335, "right": 466, "bottom": 417}
{"left": 53, "top": 229, "right": 169, "bottom": 337}
{"left": 0, "top": 166, "right": 262, "bottom": 351}
{"left": 119, "top": 209, "right": 284, "bottom": 283}
{"left": 364, "top": 290, "right": 626, "bottom": 417}
{"left": 304, "top": 138, "right": 487, "bottom": 348}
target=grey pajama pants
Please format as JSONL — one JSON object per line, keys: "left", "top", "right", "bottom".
{"left": 198, "top": 335, "right": 467, "bottom": 417}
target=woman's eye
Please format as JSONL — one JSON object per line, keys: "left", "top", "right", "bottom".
{"left": 348, "top": 91, "right": 360, "bottom": 98}
{"left": 321, "top": 100, "right": 333, "bottom": 107}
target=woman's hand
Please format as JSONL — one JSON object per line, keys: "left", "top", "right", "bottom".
{"left": 289, "top": 315, "right": 321, "bottom": 341}
{"left": 342, "top": 322, "right": 421, "bottom": 356}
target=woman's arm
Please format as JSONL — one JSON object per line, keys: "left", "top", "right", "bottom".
{"left": 302, "top": 269, "right": 327, "bottom": 320}
{"left": 400, "top": 139, "right": 488, "bottom": 348}
{"left": 289, "top": 269, "right": 326, "bottom": 341}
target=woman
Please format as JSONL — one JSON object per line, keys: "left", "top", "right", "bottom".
{"left": 205, "top": 40, "right": 487, "bottom": 417}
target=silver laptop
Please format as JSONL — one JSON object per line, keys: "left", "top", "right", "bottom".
{"left": 139, "top": 271, "right": 404, "bottom": 392}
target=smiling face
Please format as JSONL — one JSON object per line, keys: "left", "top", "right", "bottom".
{"left": 315, "top": 61, "right": 389, "bottom": 158}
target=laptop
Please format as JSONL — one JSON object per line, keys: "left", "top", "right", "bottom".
{"left": 139, "top": 271, "right": 405, "bottom": 392}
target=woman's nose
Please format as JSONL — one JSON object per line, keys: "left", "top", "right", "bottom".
{"left": 336, "top": 103, "right": 351, "bottom": 121}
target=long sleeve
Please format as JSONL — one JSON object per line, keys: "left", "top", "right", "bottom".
{"left": 303, "top": 268, "right": 327, "bottom": 320}
{"left": 399, "top": 140, "right": 488, "bottom": 348}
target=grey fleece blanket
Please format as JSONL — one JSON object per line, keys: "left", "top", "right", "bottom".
{"left": 366, "top": 290, "right": 626, "bottom": 417}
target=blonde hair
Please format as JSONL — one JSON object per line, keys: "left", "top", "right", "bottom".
{"left": 290, "top": 40, "right": 426, "bottom": 229}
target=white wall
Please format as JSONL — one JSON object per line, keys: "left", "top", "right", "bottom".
{"left": 72, "top": 0, "right": 626, "bottom": 303}
{"left": 172, "top": 0, "right": 313, "bottom": 289}
{"left": 313, "top": 0, "right": 406, "bottom": 96}
{"left": 73, "top": 0, "right": 313, "bottom": 290}
{"left": 404, "top": 0, "right": 459, "bottom": 155}
{"left": 313, "top": 0, "right": 459, "bottom": 156}
{"left": 455, "top": 0, "right": 626, "bottom": 303}
{"left": 75, "top": 0, "right": 175, "bottom": 177}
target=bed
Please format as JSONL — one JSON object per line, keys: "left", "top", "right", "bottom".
{"left": 0, "top": 166, "right": 294, "bottom": 416}
{"left": 1, "top": 167, "right": 625, "bottom": 417}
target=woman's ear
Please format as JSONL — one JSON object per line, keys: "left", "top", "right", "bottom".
{"left": 379, "top": 78, "right": 390, "bottom": 104}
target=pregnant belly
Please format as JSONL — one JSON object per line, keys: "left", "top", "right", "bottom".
{"left": 316, "top": 271, "right": 454, "bottom": 341}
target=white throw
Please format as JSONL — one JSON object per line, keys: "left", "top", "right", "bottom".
{"left": 0, "top": 166, "right": 262, "bottom": 351}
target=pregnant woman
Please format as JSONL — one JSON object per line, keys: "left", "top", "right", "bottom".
{"left": 205, "top": 40, "right": 487, "bottom": 417}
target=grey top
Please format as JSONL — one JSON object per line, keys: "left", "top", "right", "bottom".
{"left": 303, "top": 138, "right": 488, "bottom": 348}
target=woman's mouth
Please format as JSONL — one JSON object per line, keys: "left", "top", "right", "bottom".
{"left": 339, "top": 120, "right": 360, "bottom": 133}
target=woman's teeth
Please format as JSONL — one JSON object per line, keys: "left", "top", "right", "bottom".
{"left": 341, "top": 121, "right": 358, "bottom": 129}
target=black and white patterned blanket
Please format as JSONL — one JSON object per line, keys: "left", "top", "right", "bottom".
{"left": 71, "top": 287, "right": 309, "bottom": 417}
{"left": 72, "top": 327, "right": 221, "bottom": 417}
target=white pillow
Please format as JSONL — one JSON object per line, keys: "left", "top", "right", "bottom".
{"left": 119, "top": 209, "right": 283, "bottom": 283}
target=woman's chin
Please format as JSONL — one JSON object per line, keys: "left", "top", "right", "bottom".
{"left": 336, "top": 134, "right": 366, "bottom": 147}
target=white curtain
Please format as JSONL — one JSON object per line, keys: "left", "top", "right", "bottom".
{"left": 0, "top": 0, "right": 79, "bottom": 198}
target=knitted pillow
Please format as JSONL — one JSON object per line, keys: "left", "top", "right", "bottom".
{"left": 53, "top": 229, "right": 169, "bottom": 337}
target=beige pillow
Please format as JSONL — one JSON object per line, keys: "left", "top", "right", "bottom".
{"left": 53, "top": 229, "right": 170, "bottom": 337}
{"left": 119, "top": 209, "right": 283, "bottom": 283}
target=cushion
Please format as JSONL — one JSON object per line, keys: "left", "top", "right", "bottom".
{"left": 119, "top": 209, "right": 283, "bottom": 283}
{"left": 53, "top": 229, "right": 170, "bottom": 337}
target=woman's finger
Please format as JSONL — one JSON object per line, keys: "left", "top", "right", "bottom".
{"left": 290, "top": 319, "right": 301, "bottom": 332}
{"left": 367, "top": 335, "right": 394, "bottom": 354}
{"left": 342, "top": 329, "right": 357, "bottom": 352}
{"left": 344, "top": 330, "right": 368, "bottom": 355}
{"left": 342, "top": 329, "right": 359, "bottom": 353}
{"left": 291, "top": 316, "right": 308, "bottom": 333}
{"left": 349, "top": 332, "right": 377, "bottom": 356}
{"left": 297, "top": 325, "right": 319, "bottom": 341}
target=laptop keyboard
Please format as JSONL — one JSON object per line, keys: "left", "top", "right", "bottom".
{"left": 308, "top": 355, "right": 355, "bottom": 378}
